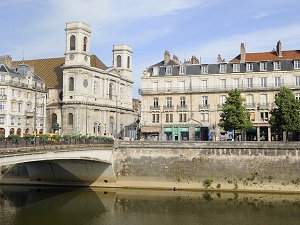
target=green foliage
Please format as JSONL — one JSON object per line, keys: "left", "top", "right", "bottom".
{"left": 203, "top": 178, "right": 213, "bottom": 188}
{"left": 53, "top": 134, "right": 61, "bottom": 140}
{"left": 8, "top": 134, "right": 20, "bottom": 141}
{"left": 24, "top": 134, "right": 35, "bottom": 140}
{"left": 72, "top": 135, "right": 80, "bottom": 140}
{"left": 63, "top": 134, "right": 71, "bottom": 140}
{"left": 40, "top": 134, "right": 50, "bottom": 141}
{"left": 216, "top": 183, "right": 221, "bottom": 188}
{"left": 218, "top": 89, "right": 252, "bottom": 135}
{"left": 269, "top": 87, "right": 300, "bottom": 138}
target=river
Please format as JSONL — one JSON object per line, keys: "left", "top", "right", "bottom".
{"left": 0, "top": 185, "right": 300, "bottom": 225}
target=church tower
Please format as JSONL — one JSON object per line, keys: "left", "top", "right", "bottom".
{"left": 113, "top": 44, "right": 133, "bottom": 80}
{"left": 64, "top": 22, "right": 91, "bottom": 67}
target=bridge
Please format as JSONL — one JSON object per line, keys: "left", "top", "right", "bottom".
{"left": 0, "top": 143, "right": 115, "bottom": 186}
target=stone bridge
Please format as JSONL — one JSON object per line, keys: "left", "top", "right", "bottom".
{"left": 0, "top": 144, "right": 115, "bottom": 186}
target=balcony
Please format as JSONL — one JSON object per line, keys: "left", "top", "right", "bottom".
{"left": 177, "top": 105, "right": 188, "bottom": 111}
{"left": 217, "top": 104, "right": 223, "bottom": 110}
{"left": 25, "top": 110, "right": 34, "bottom": 117}
{"left": 163, "top": 105, "right": 174, "bottom": 112}
{"left": 150, "top": 105, "right": 160, "bottom": 111}
{"left": 199, "top": 104, "right": 210, "bottom": 111}
{"left": 0, "top": 95, "right": 7, "bottom": 99}
{"left": 257, "top": 103, "right": 270, "bottom": 110}
{"left": 244, "top": 103, "right": 256, "bottom": 110}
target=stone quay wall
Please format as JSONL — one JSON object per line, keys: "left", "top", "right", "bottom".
{"left": 113, "top": 141, "right": 300, "bottom": 190}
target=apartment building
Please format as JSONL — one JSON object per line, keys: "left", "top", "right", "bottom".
{"left": 139, "top": 41, "right": 300, "bottom": 141}
{"left": 0, "top": 55, "right": 46, "bottom": 137}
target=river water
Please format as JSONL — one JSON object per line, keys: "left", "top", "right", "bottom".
{"left": 0, "top": 185, "right": 300, "bottom": 225}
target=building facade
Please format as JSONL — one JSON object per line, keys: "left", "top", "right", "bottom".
{"left": 13, "top": 21, "right": 136, "bottom": 138}
{"left": 0, "top": 55, "right": 46, "bottom": 137}
{"left": 139, "top": 41, "right": 300, "bottom": 141}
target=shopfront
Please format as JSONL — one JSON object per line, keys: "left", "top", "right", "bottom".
{"left": 163, "top": 127, "right": 189, "bottom": 141}
{"left": 195, "top": 127, "right": 209, "bottom": 141}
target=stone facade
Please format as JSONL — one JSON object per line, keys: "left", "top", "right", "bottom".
{"left": 139, "top": 41, "right": 300, "bottom": 142}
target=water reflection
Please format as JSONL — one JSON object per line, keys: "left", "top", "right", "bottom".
{"left": 1, "top": 186, "right": 300, "bottom": 225}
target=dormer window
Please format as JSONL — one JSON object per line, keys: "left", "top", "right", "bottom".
{"left": 294, "top": 60, "right": 300, "bottom": 69}
{"left": 201, "top": 65, "right": 208, "bottom": 74}
{"left": 273, "top": 61, "right": 281, "bottom": 70}
{"left": 233, "top": 63, "right": 240, "bottom": 72}
{"left": 260, "top": 62, "right": 267, "bottom": 71}
{"left": 246, "top": 63, "right": 253, "bottom": 72}
{"left": 166, "top": 66, "right": 172, "bottom": 75}
{"left": 179, "top": 66, "right": 186, "bottom": 75}
{"left": 219, "top": 63, "right": 227, "bottom": 73}
{"left": 153, "top": 67, "right": 159, "bottom": 76}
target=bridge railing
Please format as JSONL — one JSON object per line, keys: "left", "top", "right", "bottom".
{"left": 0, "top": 137, "right": 114, "bottom": 148}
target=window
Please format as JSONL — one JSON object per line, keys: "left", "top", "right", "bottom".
{"left": 11, "top": 102, "right": 15, "bottom": 111}
{"left": 247, "top": 78, "right": 253, "bottom": 88}
{"left": 0, "top": 75, "right": 5, "bottom": 83}
{"left": 261, "top": 77, "right": 267, "bottom": 87}
{"left": 201, "top": 80, "right": 207, "bottom": 90}
{"left": 18, "top": 90, "right": 21, "bottom": 97}
{"left": 117, "top": 55, "right": 122, "bottom": 67}
{"left": 220, "top": 79, "right": 226, "bottom": 89}
{"left": 69, "top": 77, "right": 74, "bottom": 91}
{"left": 274, "top": 61, "right": 281, "bottom": 70}
{"left": 220, "top": 95, "right": 226, "bottom": 104}
{"left": 202, "top": 96, "right": 208, "bottom": 106}
{"left": 0, "top": 88, "right": 5, "bottom": 96}
{"left": 11, "top": 117, "right": 14, "bottom": 125}
{"left": 260, "top": 94, "right": 267, "bottom": 106}
{"left": 295, "top": 93, "right": 300, "bottom": 100}
{"left": 180, "top": 96, "right": 186, "bottom": 107}
{"left": 165, "top": 81, "right": 171, "bottom": 91}
{"left": 179, "top": 66, "right": 186, "bottom": 75}
{"left": 294, "top": 60, "right": 300, "bottom": 69}
{"left": 260, "top": 62, "right": 267, "bottom": 71}
{"left": 233, "top": 78, "right": 240, "bottom": 88}
{"left": 260, "top": 112, "right": 269, "bottom": 121}
{"left": 18, "top": 103, "right": 21, "bottom": 112}
{"left": 201, "top": 65, "right": 208, "bottom": 74}
{"left": 219, "top": 64, "right": 227, "bottom": 73}
{"left": 0, "top": 117, "right": 4, "bottom": 124}
{"left": 166, "top": 114, "right": 173, "bottom": 123}
{"left": 152, "top": 82, "right": 158, "bottom": 91}
{"left": 246, "top": 94, "right": 254, "bottom": 105}
{"left": 152, "top": 114, "right": 159, "bottom": 123}
{"left": 68, "top": 113, "right": 73, "bottom": 125}
{"left": 296, "top": 76, "right": 300, "bottom": 86}
{"left": 179, "top": 81, "right": 185, "bottom": 91}
{"left": 233, "top": 63, "right": 240, "bottom": 72}
{"left": 201, "top": 113, "right": 209, "bottom": 122}
{"left": 250, "top": 112, "right": 255, "bottom": 122}
{"left": 166, "top": 66, "right": 172, "bottom": 75}
{"left": 166, "top": 97, "right": 172, "bottom": 107}
{"left": 274, "top": 77, "right": 281, "bottom": 87}
{"left": 179, "top": 113, "right": 187, "bottom": 122}
{"left": 153, "top": 67, "right": 159, "bottom": 76}
{"left": 83, "top": 37, "right": 87, "bottom": 51}
{"left": 70, "top": 35, "right": 76, "bottom": 50}
{"left": 0, "top": 102, "right": 5, "bottom": 110}
{"left": 246, "top": 63, "right": 253, "bottom": 72}
{"left": 109, "top": 83, "right": 113, "bottom": 99}
{"left": 127, "top": 56, "right": 130, "bottom": 69}
{"left": 153, "top": 97, "right": 159, "bottom": 108}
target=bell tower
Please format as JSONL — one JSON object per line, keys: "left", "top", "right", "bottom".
{"left": 113, "top": 44, "right": 133, "bottom": 80}
{"left": 65, "top": 22, "right": 91, "bottom": 66}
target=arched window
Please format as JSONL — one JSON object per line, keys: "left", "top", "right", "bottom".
{"left": 109, "top": 83, "right": 113, "bottom": 100}
{"left": 83, "top": 37, "right": 87, "bottom": 51}
{"left": 68, "top": 113, "right": 73, "bottom": 125}
{"left": 94, "top": 81, "right": 98, "bottom": 95}
{"left": 127, "top": 56, "right": 130, "bottom": 68}
{"left": 117, "top": 55, "right": 122, "bottom": 67}
{"left": 52, "top": 113, "right": 57, "bottom": 124}
{"left": 70, "top": 35, "right": 76, "bottom": 50}
{"left": 69, "top": 77, "right": 74, "bottom": 91}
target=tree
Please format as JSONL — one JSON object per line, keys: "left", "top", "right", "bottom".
{"left": 269, "top": 87, "right": 300, "bottom": 141}
{"left": 219, "top": 89, "right": 252, "bottom": 140}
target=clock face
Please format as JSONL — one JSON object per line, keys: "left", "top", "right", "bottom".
{"left": 84, "top": 55, "right": 88, "bottom": 61}
{"left": 83, "top": 79, "right": 88, "bottom": 87}
{"left": 69, "top": 54, "right": 74, "bottom": 60}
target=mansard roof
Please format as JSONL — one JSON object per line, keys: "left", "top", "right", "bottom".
{"left": 230, "top": 50, "right": 300, "bottom": 63}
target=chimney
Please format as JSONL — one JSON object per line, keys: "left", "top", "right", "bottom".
{"left": 0, "top": 55, "right": 12, "bottom": 68}
{"left": 164, "top": 50, "right": 170, "bottom": 65}
{"left": 172, "top": 55, "right": 179, "bottom": 64}
{"left": 217, "top": 54, "right": 223, "bottom": 63}
{"left": 276, "top": 40, "right": 282, "bottom": 57}
{"left": 191, "top": 55, "right": 199, "bottom": 64}
{"left": 240, "top": 43, "right": 246, "bottom": 62}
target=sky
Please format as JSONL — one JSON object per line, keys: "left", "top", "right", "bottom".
{"left": 1, "top": 0, "right": 300, "bottom": 99}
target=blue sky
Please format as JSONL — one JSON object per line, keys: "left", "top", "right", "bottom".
{"left": 1, "top": 0, "right": 299, "bottom": 98}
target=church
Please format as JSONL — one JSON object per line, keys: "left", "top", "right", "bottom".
{"left": 13, "top": 21, "right": 136, "bottom": 138}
